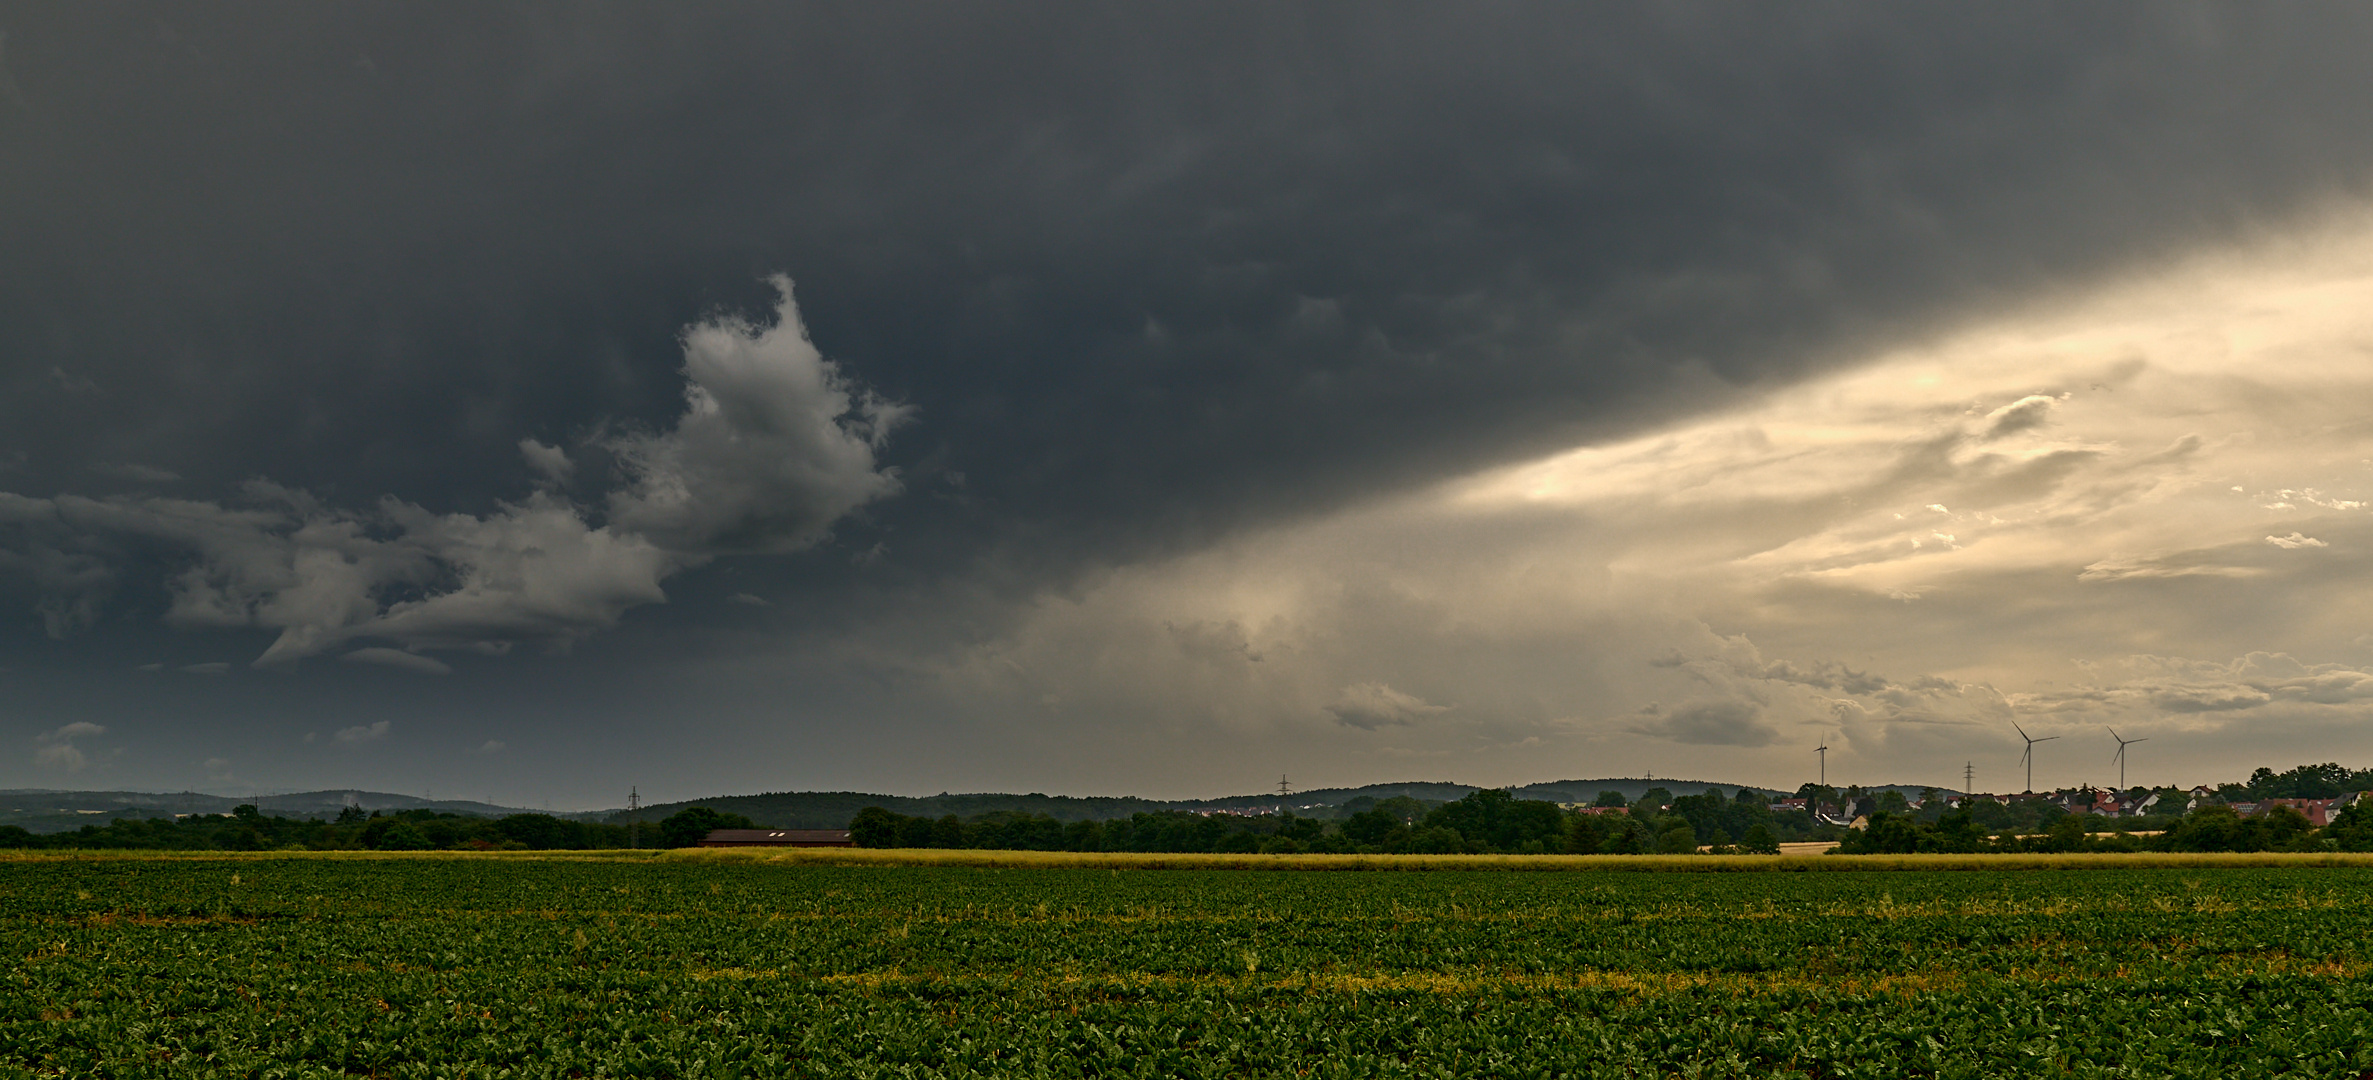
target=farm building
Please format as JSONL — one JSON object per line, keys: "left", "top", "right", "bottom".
{"left": 699, "top": 829, "right": 853, "bottom": 847}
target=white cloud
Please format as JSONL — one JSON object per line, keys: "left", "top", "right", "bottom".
{"left": 478, "top": 739, "right": 506, "bottom": 754}
{"left": 334, "top": 721, "right": 391, "bottom": 744}
{"left": 1325, "top": 683, "right": 1450, "bottom": 730}
{"left": 518, "top": 438, "right": 574, "bottom": 485}
{"left": 33, "top": 722, "right": 105, "bottom": 772}
{"left": 2266, "top": 532, "right": 2328, "bottom": 549}
{"left": 727, "top": 592, "right": 771, "bottom": 607}
{"left": 603, "top": 275, "right": 909, "bottom": 556}
{"left": 340, "top": 647, "right": 453, "bottom": 675}
{"left": 0, "top": 278, "right": 904, "bottom": 668}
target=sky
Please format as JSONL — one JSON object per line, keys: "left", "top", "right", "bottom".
{"left": 8, "top": 5, "right": 2373, "bottom": 807}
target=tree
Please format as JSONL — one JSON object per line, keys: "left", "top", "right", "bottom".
{"left": 1837, "top": 812, "right": 1920, "bottom": 854}
{"left": 2329, "top": 798, "right": 2373, "bottom": 852}
{"left": 1409, "top": 826, "right": 1466, "bottom": 854}
{"left": 1372, "top": 796, "right": 1430, "bottom": 824}
{"left": 1340, "top": 808, "right": 1408, "bottom": 847}
{"left": 2038, "top": 815, "right": 2088, "bottom": 853}
{"left": 1740, "top": 823, "right": 1780, "bottom": 855}
{"left": 848, "top": 806, "right": 900, "bottom": 848}
{"left": 657, "top": 806, "right": 757, "bottom": 848}
{"left": 2165, "top": 805, "right": 2249, "bottom": 852}
{"left": 1931, "top": 809, "right": 1986, "bottom": 853}
{"left": 2253, "top": 763, "right": 2354, "bottom": 799}
{"left": 1423, "top": 789, "right": 1565, "bottom": 852}
{"left": 1566, "top": 813, "right": 1613, "bottom": 854}
{"left": 1631, "top": 788, "right": 1674, "bottom": 822}
{"left": 1594, "top": 790, "right": 1628, "bottom": 808}
{"left": 377, "top": 822, "right": 434, "bottom": 851}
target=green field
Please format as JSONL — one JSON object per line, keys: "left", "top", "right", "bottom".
{"left": 6, "top": 854, "right": 2373, "bottom": 1078}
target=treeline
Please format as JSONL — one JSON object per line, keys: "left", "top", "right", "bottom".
{"left": 0, "top": 805, "right": 752, "bottom": 851}
{"left": 852, "top": 787, "right": 1828, "bottom": 855}
{"left": 1840, "top": 800, "right": 2373, "bottom": 855}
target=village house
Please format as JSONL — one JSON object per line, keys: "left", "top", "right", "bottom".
{"left": 2254, "top": 794, "right": 2363, "bottom": 828}
{"left": 1563, "top": 805, "right": 1631, "bottom": 818}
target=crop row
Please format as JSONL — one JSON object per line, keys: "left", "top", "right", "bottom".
{"left": 5, "top": 858, "right": 2372, "bottom": 1077}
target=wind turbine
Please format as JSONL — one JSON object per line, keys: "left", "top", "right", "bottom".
{"left": 2013, "top": 722, "right": 2058, "bottom": 794}
{"left": 1814, "top": 737, "right": 1829, "bottom": 787}
{"left": 2108, "top": 728, "right": 2148, "bottom": 792}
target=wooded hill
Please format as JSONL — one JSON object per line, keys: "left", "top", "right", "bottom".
{"left": 602, "top": 778, "right": 1815, "bottom": 829}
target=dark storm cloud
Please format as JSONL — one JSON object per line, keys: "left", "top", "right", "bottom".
{"left": 5, "top": 3, "right": 2373, "bottom": 656}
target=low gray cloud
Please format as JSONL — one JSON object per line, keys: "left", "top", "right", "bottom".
{"left": 1979, "top": 394, "right": 2061, "bottom": 440}
{"left": 88, "top": 463, "right": 179, "bottom": 484}
{"left": 334, "top": 721, "right": 390, "bottom": 744}
{"left": 2008, "top": 653, "right": 2373, "bottom": 726}
{"left": 2148, "top": 685, "right": 2273, "bottom": 713}
{"left": 1634, "top": 699, "right": 1779, "bottom": 748}
{"left": 341, "top": 647, "right": 453, "bottom": 676}
{"left": 1325, "top": 683, "right": 1450, "bottom": 730}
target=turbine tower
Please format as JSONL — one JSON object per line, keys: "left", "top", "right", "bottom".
{"left": 2109, "top": 728, "right": 2148, "bottom": 791}
{"left": 2013, "top": 722, "right": 2058, "bottom": 794}
{"left": 1814, "top": 737, "right": 1829, "bottom": 787}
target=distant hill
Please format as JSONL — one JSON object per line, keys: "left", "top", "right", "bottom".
{"left": 604, "top": 777, "right": 1951, "bottom": 829}
{"left": 0, "top": 789, "right": 557, "bottom": 835}
{"left": 4, "top": 777, "right": 1964, "bottom": 836}
{"left": 605, "top": 791, "right": 1181, "bottom": 829}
